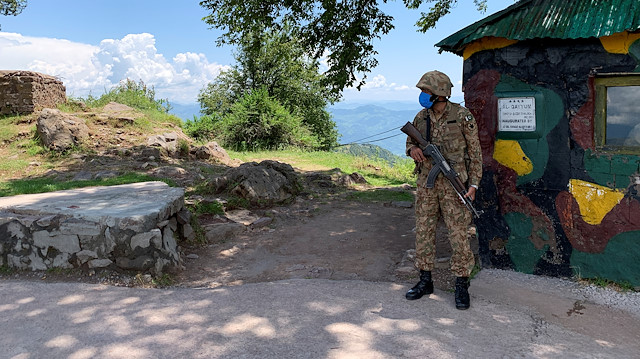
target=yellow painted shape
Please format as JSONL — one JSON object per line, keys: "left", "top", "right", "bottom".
{"left": 463, "top": 37, "right": 519, "bottom": 60}
{"left": 568, "top": 179, "right": 625, "bottom": 225}
{"left": 493, "top": 139, "right": 533, "bottom": 176}
{"left": 600, "top": 31, "right": 640, "bottom": 54}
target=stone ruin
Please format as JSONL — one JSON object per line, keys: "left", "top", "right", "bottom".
{"left": 0, "top": 70, "right": 66, "bottom": 115}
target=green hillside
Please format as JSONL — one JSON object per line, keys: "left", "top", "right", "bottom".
{"left": 333, "top": 143, "right": 405, "bottom": 166}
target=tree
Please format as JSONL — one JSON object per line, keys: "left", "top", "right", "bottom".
{"left": 197, "top": 26, "right": 340, "bottom": 149}
{"left": 0, "top": 0, "right": 27, "bottom": 30}
{"left": 200, "top": 0, "right": 488, "bottom": 94}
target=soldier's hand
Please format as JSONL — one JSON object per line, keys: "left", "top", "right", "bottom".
{"left": 464, "top": 186, "right": 477, "bottom": 201}
{"left": 409, "top": 146, "right": 427, "bottom": 162}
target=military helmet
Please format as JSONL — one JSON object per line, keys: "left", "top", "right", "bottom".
{"left": 416, "top": 70, "right": 453, "bottom": 97}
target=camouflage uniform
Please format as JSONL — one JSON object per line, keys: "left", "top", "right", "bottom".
{"left": 406, "top": 97, "right": 483, "bottom": 277}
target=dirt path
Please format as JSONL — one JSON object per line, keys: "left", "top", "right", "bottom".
{"left": 176, "top": 194, "right": 474, "bottom": 291}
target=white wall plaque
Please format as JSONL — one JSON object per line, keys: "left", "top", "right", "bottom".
{"left": 498, "top": 97, "right": 536, "bottom": 132}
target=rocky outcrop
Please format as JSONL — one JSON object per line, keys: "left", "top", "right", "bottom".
{"left": 0, "top": 70, "right": 66, "bottom": 115}
{"left": 36, "top": 108, "right": 90, "bottom": 151}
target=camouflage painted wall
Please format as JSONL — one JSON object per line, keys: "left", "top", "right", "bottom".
{"left": 463, "top": 32, "right": 640, "bottom": 286}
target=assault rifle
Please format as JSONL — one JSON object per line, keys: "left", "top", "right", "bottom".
{"left": 401, "top": 121, "right": 483, "bottom": 218}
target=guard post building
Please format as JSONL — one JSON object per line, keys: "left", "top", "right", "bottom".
{"left": 436, "top": 0, "right": 640, "bottom": 286}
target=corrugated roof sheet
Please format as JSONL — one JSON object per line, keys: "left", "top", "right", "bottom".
{"left": 436, "top": 0, "right": 640, "bottom": 55}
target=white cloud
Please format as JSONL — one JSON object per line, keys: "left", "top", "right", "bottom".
{"left": 0, "top": 32, "right": 229, "bottom": 104}
{"left": 342, "top": 73, "right": 416, "bottom": 101}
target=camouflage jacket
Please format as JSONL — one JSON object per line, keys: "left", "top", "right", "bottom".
{"left": 405, "top": 101, "right": 483, "bottom": 187}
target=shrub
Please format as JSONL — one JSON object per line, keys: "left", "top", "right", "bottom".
{"left": 217, "top": 87, "right": 319, "bottom": 151}
{"left": 183, "top": 114, "right": 221, "bottom": 141}
{"left": 84, "top": 79, "right": 171, "bottom": 113}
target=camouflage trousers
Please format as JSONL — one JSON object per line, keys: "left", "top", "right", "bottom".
{"left": 414, "top": 172, "right": 475, "bottom": 277}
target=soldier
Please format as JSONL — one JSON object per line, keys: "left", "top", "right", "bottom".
{"left": 404, "top": 70, "right": 482, "bottom": 310}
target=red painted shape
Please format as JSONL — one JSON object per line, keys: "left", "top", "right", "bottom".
{"left": 497, "top": 164, "right": 556, "bottom": 242}
{"left": 464, "top": 69, "right": 501, "bottom": 162}
{"left": 569, "top": 76, "right": 595, "bottom": 150}
{"left": 556, "top": 192, "right": 640, "bottom": 253}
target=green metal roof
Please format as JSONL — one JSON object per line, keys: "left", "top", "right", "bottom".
{"left": 436, "top": 0, "right": 640, "bottom": 55}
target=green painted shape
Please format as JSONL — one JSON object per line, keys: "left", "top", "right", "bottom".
{"left": 584, "top": 149, "right": 639, "bottom": 189}
{"left": 584, "top": 149, "right": 611, "bottom": 173}
{"left": 583, "top": 149, "right": 615, "bottom": 186}
{"left": 504, "top": 212, "right": 548, "bottom": 274}
{"left": 495, "top": 76, "right": 564, "bottom": 185}
{"left": 610, "top": 156, "right": 639, "bottom": 176}
{"left": 571, "top": 231, "right": 640, "bottom": 287}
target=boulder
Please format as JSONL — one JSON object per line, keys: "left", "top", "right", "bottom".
{"left": 213, "top": 160, "right": 302, "bottom": 204}
{"left": 304, "top": 169, "right": 368, "bottom": 190}
{"left": 147, "top": 131, "right": 191, "bottom": 157}
{"left": 337, "top": 172, "right": 368, "bottom": 186}
{"left": 193, "top": 141, "right": 232, "bottom": 164}
{"left": 36, "top": 108, "right": 89, "bottom": 151}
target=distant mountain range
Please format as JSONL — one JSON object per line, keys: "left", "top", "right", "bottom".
{"left": 333, "top": 143, "right": 403, "bottom": 165}
{"left": 329, "top": 104, "right": 420, "bottom": 155}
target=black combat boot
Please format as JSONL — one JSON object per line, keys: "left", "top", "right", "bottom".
{"left": 455, "top": 277, "right": 470, "bottom": 310}
{"left": 405, "top": 270, "right": 434, "bottom": 300}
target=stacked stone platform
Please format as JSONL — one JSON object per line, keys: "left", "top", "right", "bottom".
{"left": 0, "top": 182, "right": 186, "bottom": 275}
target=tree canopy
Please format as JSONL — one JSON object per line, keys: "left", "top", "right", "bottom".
{"left": 192, "top": 27, "right": 339, "bottom": 150}
{"left": 200, "top": 0, "right": 488, "bottom": 95}
{"left": 0, "top": 0, "right": 27, "bottom": 30}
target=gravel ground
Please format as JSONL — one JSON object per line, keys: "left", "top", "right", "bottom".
{"left": 478, "top": 268, "right": 640, "bottom": 319}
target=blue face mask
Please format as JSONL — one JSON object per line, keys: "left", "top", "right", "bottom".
{"left": 419, "top": 92, "right": 435, "bottom": 108}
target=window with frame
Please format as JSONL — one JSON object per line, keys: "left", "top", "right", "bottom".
{"left": 594, "top": 74, "right": 640, "bottom": 153}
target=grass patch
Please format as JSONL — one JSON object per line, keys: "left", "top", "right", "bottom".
{"left": 45, "top": 267, "right": 75, "bottom": 275}
{"left": 225, "top": 195, "right": 250, "bottom": 210}
{"left": 22, "top": 137, "right": 47, "bottom": 156}
{"left": 0, "top": 172, "right": 176, "bottom": 197}
{"left": 346, "top": 189, "right": 414, "bottom": 202}
{"left": 0, "top": 159, "right": 31, "bottom": 172}
{"left": 187, "top": 181, "right": 214, "bottom": 196}
{"left": 186, "top": 216, "right": 207, "bottom": 245}
{"left": 84, "top": 79, "right": 171, "bottom": 112}
{"left": 152, "top": 273, "right": 175, "bottom": 287}
{"left": 189, "top": 200, "right": 225, "bottom": 215}
{"left": 0, "top": 119, "right": 19, "bottom": 142}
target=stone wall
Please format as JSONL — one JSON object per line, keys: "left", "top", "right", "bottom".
{"left": 0, "top": 70, "right": 66, "bottom": 115}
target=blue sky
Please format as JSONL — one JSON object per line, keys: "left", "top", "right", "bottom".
{"left": 0, "top": 0, "right": 516, "bottom": 106}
